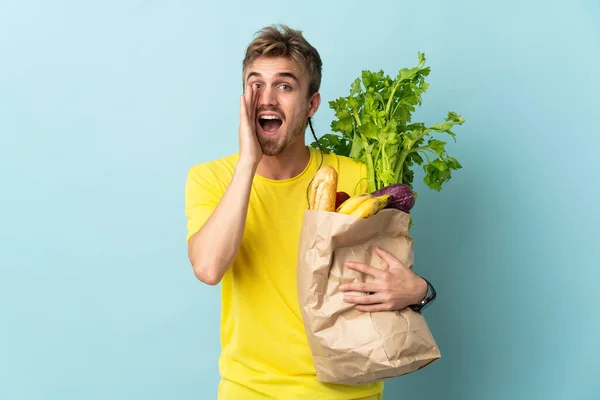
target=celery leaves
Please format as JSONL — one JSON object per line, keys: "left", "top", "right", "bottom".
{"left": 310, "top": 53, "right": 465, "bottom": 194}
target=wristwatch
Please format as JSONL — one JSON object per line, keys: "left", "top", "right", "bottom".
{"left": 408, "top": 277, "right": 436, "bottom": 313}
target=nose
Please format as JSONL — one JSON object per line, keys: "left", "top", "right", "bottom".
{"left": 258, "top": 85, "right": 278, "bottom": 107}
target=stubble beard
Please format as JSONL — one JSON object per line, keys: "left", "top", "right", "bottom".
{"left": 258, "top": 120, "right": 306, "bottom": 156}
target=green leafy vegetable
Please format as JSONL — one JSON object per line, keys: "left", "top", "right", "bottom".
{"left": 310, "top": 52, "right": 465, "bottom": 195}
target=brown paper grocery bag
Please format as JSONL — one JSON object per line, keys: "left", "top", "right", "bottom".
{"left": 297, "top": 208, "right": 440, "bottom": 385}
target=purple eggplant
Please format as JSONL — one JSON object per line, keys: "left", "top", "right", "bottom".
{"left": 371, "top": 184, "right": 415, "bottom": 213}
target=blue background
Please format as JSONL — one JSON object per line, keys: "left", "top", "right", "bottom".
{"left": 1, "top": 1, "right": 599, "bottom": 399}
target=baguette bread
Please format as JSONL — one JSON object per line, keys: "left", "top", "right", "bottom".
{"left": 308, "top": 166, "right": 338, "bottom": 211}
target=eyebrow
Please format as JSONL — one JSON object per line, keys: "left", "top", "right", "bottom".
{"left": 246, "top": 72, "right": 300, "bottom": 86}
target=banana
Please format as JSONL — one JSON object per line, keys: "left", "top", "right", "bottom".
{"left": 336, "top": 193, "right": 372, "bottom": 214}
{"left": 336, "top": 194, "right": 392, "bottom": 218}
{"left": 376, "top": 194, "right": 391, "bottom": 211}
{"left": 348, "top": 196, "right": 381, "bottom": 218}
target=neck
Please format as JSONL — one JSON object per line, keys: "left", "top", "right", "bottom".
{"left": 256, "top": 141, "right": 311, "bottom": 180}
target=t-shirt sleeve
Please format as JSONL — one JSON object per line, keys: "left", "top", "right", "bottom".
{"left": 184, "top": 164, "right": 223, "bottom": 243}
{"left": 348, "top": 159, "right": 369, "bottom": 195}
{"left": 334, "top": 154, "right": 369, "bottom": 196}
{"left": 356, "top": 161, "right": 369, "bottom": 194}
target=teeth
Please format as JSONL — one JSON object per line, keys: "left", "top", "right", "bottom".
{"left": 260, "top": 115, "right": 280, "bottom": 120}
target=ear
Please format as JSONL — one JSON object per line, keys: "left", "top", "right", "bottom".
{"left": 307, "top": 92, "right": 321, "bottom": 118}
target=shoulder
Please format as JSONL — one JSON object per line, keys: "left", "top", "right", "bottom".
{"left": 323, "top": 151, "right": 366, "bottom": 178}
{"left": 187, "top": 153, "right": 239, "bottom": 182}
{"left": 186, "top": 153, "right": 239, "bottom": 195}
{"left": 322, "top": 151, "right": 365, "bottom": 173}
{"left": 320, "top": 151, "right": 368, "bottom": 195}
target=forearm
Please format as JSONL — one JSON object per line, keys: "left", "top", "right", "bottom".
{"left": 188, "top": 160, "right": 256, "bottom": 285}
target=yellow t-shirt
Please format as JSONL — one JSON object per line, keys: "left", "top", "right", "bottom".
{"left": 184, "top": 146, "right": 384, "bottom": 400}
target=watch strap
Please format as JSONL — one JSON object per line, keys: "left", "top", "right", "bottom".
{"left": 408, "top": 277, "right": 436, "bottom": 313}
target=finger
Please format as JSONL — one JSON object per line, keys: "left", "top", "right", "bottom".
{"left": 252, "top": 83, "right": 259, "bottom": 104}
{"left": 344, "top": 261, "right": 386, "bottom": 279}
{"left": 374, "top": 245, "right": 405, "bottom": 269}
{"left": 240, "top": 94, "right": 248, "bottom": 122}
{"left": 355, "top": 303, "right": 394, "bottom": 313}
{"left": 252, "top": 85, "right": 260, "bottom": 121}
{"left": 339, "top": 282, "right": 379, "bottom": 293}
{"left": 245, "top": 87, "right": 254, "bottom": 120}
{"left": 343, "top": 293, "right": 385, "bottom": 305}
{"left": 244, "top": 86, "right": 254, "bottom": 126}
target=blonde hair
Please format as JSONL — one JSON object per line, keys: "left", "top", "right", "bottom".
{"left": 242, "top": 24, "right": 323, "bottom": 96}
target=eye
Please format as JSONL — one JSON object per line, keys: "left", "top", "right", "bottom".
{"left": 279, "top": 84, "right": 292, "bottom": 91}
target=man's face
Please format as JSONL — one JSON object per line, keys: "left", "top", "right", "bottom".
{"left": 244, "top": 56, "right": 320, "bottom": 156}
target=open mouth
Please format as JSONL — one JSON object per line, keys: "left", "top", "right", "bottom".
{"left": 258, "top": 115, "right": 283, "bottom": 134}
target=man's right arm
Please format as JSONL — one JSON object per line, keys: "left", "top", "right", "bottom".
{"left": 187, "top": 160, "right": 256, "bottom": 285}
{"left": 187, "top": 87, "right": 262, "bottom": 285}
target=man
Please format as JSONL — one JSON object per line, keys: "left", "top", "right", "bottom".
{"left": 185, "top": 24, "right": 435, "bottom": 400}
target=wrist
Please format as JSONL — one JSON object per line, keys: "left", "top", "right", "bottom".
{"left": 235, "top": 158, "right": 259, "bottom": 175}
{"left": 413, "top": 276, "right": 429, "bottom": 304}
{"left": 408, "top": 276, "right": 436, "bottom": 313}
